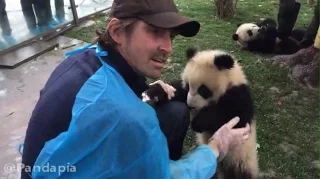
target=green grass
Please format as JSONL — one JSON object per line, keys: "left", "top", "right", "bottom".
{"left": 63, "top": 0, "right": 319, "bottom": 178}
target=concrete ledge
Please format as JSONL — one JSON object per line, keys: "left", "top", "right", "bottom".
{"left": 0, "top": 41, "right": 59, "bottom": 69}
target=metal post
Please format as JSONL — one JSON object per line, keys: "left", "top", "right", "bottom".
{"left": 69, "top": 0, "right": 79, "bottom": 26}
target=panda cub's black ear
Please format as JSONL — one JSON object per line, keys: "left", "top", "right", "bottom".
{"left": 232, "top": 34, "right": 239, "bottom": 41}
{"left": 214, "top": 54, "right": 234, "bottom": 70}
{"left": 186, "top": 47, "right": 198, "bottom": 60}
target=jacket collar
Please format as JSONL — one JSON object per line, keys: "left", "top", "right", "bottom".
{"left": 100, "top": 47, "right": 149, "bottom": 98}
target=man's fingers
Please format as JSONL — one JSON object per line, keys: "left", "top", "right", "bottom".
{"left": 233, "top": 123, "right": 251, "bottom": 136}
{"left": 169, "top": 85, "right": 176, "bottom": 94}
{"left": 164, "top": 86, "right": 171, "bottom": 99}
{"left": 167, "top": 87, "right": 171, "bottom": 100}
{"left": 165, "top": 85, "right": 176, "bottom": 100}
{"left": 170, "top": 85, "right": 176, "bottom": 92}
{"left": 149, "top": 80, "right": 163, "bottom": 86}
{"left": 225, "top": 116, "right": 240, "bottom": 129}
{"left": 149, "top": 80, "right": 176, "bottom": 100}
{"left": 233, "top": 126, "right": 251, "bottom": 136}
{"left": 243, "top": 123, "right": 251, "bottom": 134}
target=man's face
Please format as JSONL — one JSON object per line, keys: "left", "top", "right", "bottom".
{"left": 118, "top": 20, "right": 175, "bottom": 79}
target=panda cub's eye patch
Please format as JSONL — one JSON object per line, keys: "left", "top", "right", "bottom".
{"left": 247, "top": 30, "right": 253, "bottom": 36}
{"left": 197, "top": 85, "right": 213, "bottom": 99}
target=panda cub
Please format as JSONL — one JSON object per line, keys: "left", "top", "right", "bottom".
{"left": 143, "top": 47, "right": 259, "bottom": 179}
{"left": 233, "top": 18, "right": 303, "bottom": 54}
{"left": 232, "top": 23, "right": 261, "bottom": 50}
{"left": 232, "top": 19, "right": 278, "bottom": 53}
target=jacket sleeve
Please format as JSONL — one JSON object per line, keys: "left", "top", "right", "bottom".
{"left": 169, "top": 144, "right": 218, "bottom": 179}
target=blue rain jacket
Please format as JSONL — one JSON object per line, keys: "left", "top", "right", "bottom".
{"left": 32, "top": 44, "right": 217, "bottom": 179}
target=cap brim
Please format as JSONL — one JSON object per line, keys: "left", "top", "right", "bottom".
{"left": 138, "top": 12, "right": 200, "bottom": 37}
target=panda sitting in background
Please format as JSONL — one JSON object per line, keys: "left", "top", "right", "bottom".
{"left": 142, "top": 47, "right": 259, "bottom": 179}
{"left": 232, "top": 18, "right": 305, "bottom": 54}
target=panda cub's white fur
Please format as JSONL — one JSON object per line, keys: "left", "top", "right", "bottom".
{"left": 181, "top": 49, "right": 248, "bottom": 103}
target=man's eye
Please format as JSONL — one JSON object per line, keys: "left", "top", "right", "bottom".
{"left": 152, "top": 28, "right": 162, "bottom": 35}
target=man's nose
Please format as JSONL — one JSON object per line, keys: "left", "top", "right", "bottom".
{"left": 159, "top": 34, "right": 173, "bottom": 54}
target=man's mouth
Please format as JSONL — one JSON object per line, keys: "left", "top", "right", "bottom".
{"left": 151, "top": 58, "right": 166, "bottom": 63}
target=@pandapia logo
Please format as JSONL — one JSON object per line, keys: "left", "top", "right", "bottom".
{"left": 4, "top": 162, "right": 76, "bottom": 176}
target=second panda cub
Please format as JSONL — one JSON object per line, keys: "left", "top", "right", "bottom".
{"left": 143, "top": 47, "right": 259, "bottom": 178}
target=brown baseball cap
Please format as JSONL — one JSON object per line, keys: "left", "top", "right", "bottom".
{"left": 110, "top": 0, "right": 200, "bottom": 37}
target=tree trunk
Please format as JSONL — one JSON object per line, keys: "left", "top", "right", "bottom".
{"left": 214, "top": 0, "right": 237, "bottom": 19}
{"left": 268, "top": 46, "right": 319, "bottom": 89}
{"left": 308, "top": 0, "right": 315, "bottom": 7}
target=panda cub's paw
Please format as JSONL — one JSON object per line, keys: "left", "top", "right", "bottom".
{"left": 142, "top": 80, "right": 176, "bottom": 106}
{"left": 149, "top": 80, "right": 176, "bottom": 100}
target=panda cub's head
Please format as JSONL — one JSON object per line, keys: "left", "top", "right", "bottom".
{"left": 181, "top": 48, "right": 247, "bottom": 109}
{"left": 232, "top": 23, "right": 260, "bottom": 48}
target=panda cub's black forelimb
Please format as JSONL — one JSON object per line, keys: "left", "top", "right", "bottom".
{"left": 143, "top": 80, "right": 188, "bottom": 106}
{"left": 191, "top": 84, "right": 254, "bottom": 134}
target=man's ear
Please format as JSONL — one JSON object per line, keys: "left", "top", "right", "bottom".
{"left": 107, "top": 18, "right": 123, "bottom": 44}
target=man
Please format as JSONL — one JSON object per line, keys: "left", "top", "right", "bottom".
{"left": 21, "top": 0, "right": 251, "bottom": 178}
{"left": 0, "top": 0, "right": 12, "bottom": 36}
{"left": 20, "top": 0, "right": 52, "bottom": 33}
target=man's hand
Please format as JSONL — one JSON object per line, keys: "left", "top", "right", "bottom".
{"left": 149, "top": 80, "right": 176, "bottom": 100}
{"left": 208, "top": 117, "right": 251, "bottom": 161}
